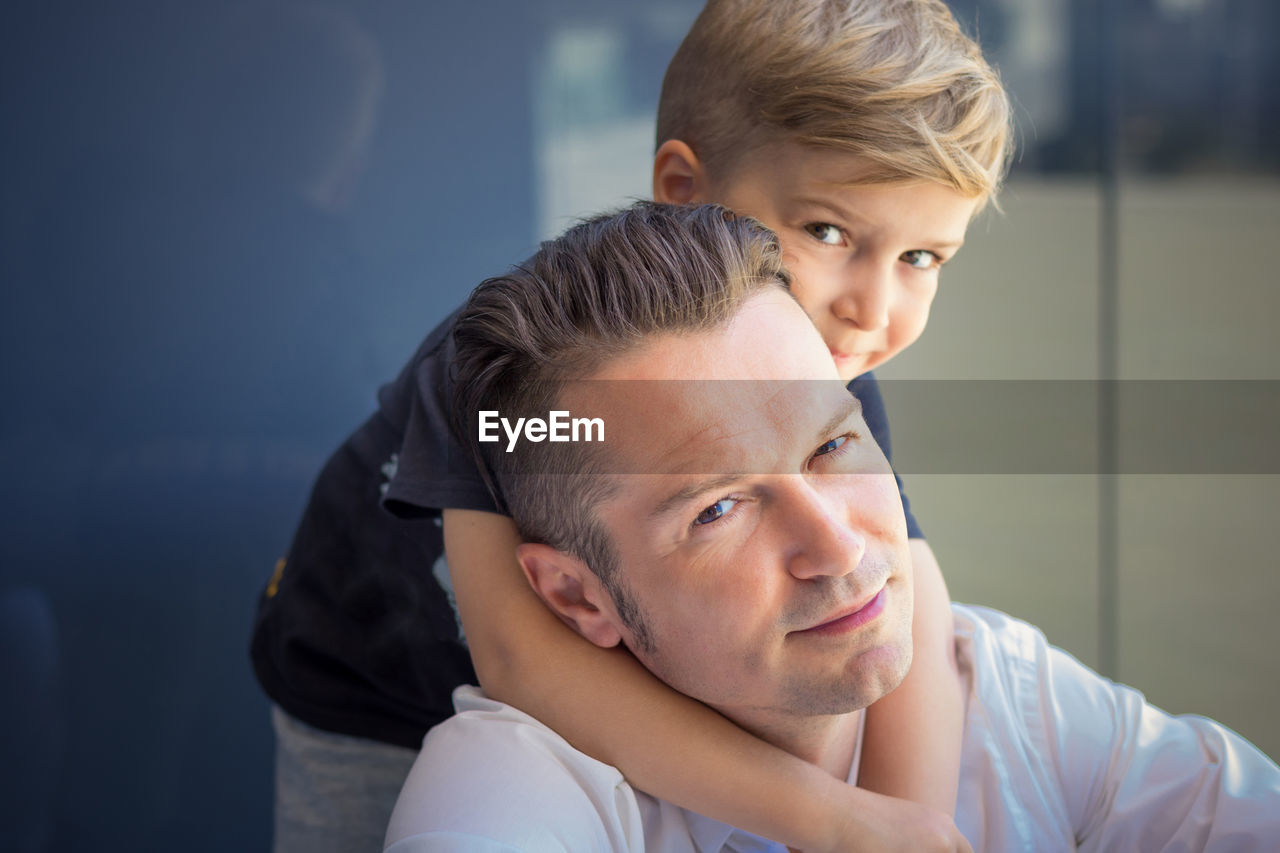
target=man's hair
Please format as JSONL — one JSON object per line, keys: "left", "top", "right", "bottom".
{"left": 656, "top": 0, "right": 1013, "bottom": 205}
{"left": 452, "top": 202, "right": 789, "bottom": 642}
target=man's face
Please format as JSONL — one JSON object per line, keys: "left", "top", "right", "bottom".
{"left": 565, "top": 290, "right": 914, "bottom": 733}
{"left": 704, "top": 142, "right": 980, "bottom": 380}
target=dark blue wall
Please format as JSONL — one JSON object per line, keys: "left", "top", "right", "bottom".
{"left": 0, "top": 2, "right": 540, "bottom": 849}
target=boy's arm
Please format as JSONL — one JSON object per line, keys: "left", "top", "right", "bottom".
{"left": 856, "top": 538, "right": 962, "bottom": 814}
{"left": 443, "top": 509, "right": 970, "bottom": 853}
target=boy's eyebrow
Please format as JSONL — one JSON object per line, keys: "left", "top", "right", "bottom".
{"left": 918, "top": 236, "right": 966, "bottom": 253}
{"left": 647, "top": 392, "right": 864, "bottom": 522}
{"left": 794, "top": 194, "right": 873, "bottom": 226}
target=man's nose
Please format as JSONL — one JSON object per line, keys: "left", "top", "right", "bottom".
{"left": 832, "top": 265, "right": 891, "bottom": 332}
{"left": 781, "top": 479, "right": 866, "bottom": 581}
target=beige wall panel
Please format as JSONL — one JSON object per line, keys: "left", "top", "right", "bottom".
{"left": 1116, "top": 475, "right": 1280, "bottom": 762}
{"left": 1116, "top": 180, "right": 1280, "bottom": 380}
{"left": 882, "top": 178, "right": 1280, "bottom": 759}
{"left": 881, "top": 179, "right": 1101, "bottom": 381}
{"left": 1113, "top": 183, "right": 1280, "bottom": 761}
{"left": 902, "top": 474, "right": 1100, "bottom": 669}
{"left": 880, "top": 178, "right": 1104, "bottom": 663}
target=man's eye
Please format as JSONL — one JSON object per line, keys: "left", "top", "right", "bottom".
{"left": 693, "top": 498, "right": 737, "bottom": 527}
{"left": 901, "top": 249, "right": 940, "bottom": 270}
{"left": 813, "top": 435, "right": 849, "bottom": 458}
{"left": 803, "top": 223, "right": 844, "bottom": 246}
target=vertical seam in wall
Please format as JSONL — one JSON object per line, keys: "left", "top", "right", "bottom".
{"left": 1097, "top": 0, "right": 1122, "bottom": 681}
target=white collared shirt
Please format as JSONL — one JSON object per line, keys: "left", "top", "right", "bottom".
{"left": 385, "top": 605, "right": 1280, "bottom": 852}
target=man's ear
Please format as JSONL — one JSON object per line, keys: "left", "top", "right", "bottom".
{"left": 653, "top": 139, "right": 710, "bottom": 205}
{"left": 516, "top": 543, "right": 624, "bottom": 649}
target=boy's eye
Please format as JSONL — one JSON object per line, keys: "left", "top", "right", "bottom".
{"left": 901, "top": 249, "right": 941, "bottom": 270}
{"left": 804, "top": 223, "right": 844, "bottom": 246}
{"left": 693, "top": 498, "right": 737, "bottom": 527}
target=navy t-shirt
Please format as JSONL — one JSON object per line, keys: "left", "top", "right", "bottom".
{"left": 250, "top": 310, "right": 924, "bottom": 748}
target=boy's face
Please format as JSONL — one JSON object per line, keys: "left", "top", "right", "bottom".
{"left": 702, "top": 142, "right": 980, "bottom": 380}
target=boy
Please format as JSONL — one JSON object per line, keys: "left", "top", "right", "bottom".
{"left": 251, "top": 1, "right": 1010, "bottom": 850}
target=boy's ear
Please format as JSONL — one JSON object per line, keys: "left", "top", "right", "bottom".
{"left": 516, "top": 542, "right": 624, "bottom": 649}
{"left": 653, "top": 139, "right": 710, "bottom": 205}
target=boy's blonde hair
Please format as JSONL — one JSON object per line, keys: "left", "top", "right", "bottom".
{"left": 657, "top": 0, "right": 1013, "bottom": 204}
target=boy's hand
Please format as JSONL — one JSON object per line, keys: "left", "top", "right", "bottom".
{"left": 813, "top": 788, "right": 971, "bottom": 853}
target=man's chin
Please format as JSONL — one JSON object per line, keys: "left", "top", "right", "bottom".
{"left": 778, "top": 641, "right": 915, "bottom": 716}
{"left": 840, "top": 639, "right": 914, "bottom": 710}
{"left": 879, "top": 640, "right": 914, "bottom": 697}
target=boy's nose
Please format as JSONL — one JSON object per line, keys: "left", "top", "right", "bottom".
{"left": 833, "top": 269, "right": 891, "bottom": 332}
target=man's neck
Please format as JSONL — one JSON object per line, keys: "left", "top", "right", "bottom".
{"left": 732, "top": 707, "right": 864, "bottom": 782}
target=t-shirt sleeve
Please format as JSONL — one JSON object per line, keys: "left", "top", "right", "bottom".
{"left": 849, "top": 372, "right": 923, "bottom": 539}
{"left": 379, "top": 308, "right": 506, "bottom": 519}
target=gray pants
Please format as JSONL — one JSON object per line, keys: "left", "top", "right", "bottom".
{"left": 272, "top": 705, "right": 419, "bottom": 853}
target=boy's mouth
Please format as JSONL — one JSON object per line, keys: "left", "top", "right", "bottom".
{"left": 828, "top": 335, "right": 886, "bottom": 358}
{"left": 829, "top": 347, "right": 871, "bottom": 364}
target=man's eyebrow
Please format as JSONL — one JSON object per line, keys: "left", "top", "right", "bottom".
{"left": 649, "top": 472, "right": 747, "bottom": 522}
{"left": 648, "top": 390, "right": 864, "bottom": 522}
{"left": 821, "top": 392, "right": 863, "bottom": 440}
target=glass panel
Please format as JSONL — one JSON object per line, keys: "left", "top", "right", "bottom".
{"left": 1111, "top": 0, "right": 1280, "bottom": 762}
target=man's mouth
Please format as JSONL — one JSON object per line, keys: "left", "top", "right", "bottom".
{"left": 792, "top": 585, "right": 888, "bottom": 637}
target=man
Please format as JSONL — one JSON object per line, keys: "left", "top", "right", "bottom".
{"left": 385, "top": 202, "right": 1280, "bottom": 851}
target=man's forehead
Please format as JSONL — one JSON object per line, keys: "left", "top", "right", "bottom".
{"left": 561, "top": 378, "right": 859, "bottom": 477}
{"left": 552, "top": 289, "right": 848, "bottom": 476}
